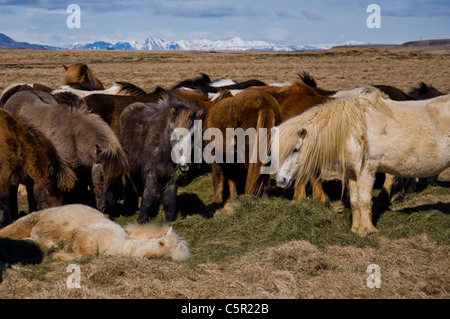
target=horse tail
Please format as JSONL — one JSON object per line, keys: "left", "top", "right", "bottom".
{"left": 0, "top": 211, "right": 46, "bottom": 239}
{"left": 245, "top": 102, "right": 279, "bottom": 197}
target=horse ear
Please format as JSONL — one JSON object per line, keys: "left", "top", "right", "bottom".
{"left": 195, "top": 109, "right": 207, "bottom": 120}
{"left": 298, "top": 126, "right": 307, "bottom": 138}
{"left": 62, "top": 65, "right": 69, "bottom": 71}
{"left": 163, "top": 226, "right": 173, "bottom": 237}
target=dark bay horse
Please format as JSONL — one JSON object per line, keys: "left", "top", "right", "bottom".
{"left": 79, "top": 88, "right": 166, "bottom": 136}
{"left": 204, "top": 88, "right": 281, "bottom": 202}
{"left": 0, "top": 109, "right": 76, "bottom": 226}
{"left": 408, "top": 82, "right": 445, "bottom": 100}
{"left": 63, "top": 63, "right": 104, "bottom": 89}
{"left": 4, "top": 91, "right": 130, "bottom": 213}
{"left": 298, "top": 71, "right": 417, "bottom": 101}
{"left": 118, "top": 93, "right": 206, "bottom": 222}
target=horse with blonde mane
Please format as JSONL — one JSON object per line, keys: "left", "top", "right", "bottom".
{"left": 63, "top": 63, "right": 104, "bottom": 89}
{"left": 0, "top": 204, "right": 191, "bottom": 261}
{"left": 274, "top": 87, "right": 450, "bottom": 236}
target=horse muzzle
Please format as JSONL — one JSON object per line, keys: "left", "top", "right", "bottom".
{"left": 276, "top": 177, "right": 292, "bottom": 188}
{"left": 179, "top": 164, "right": 190, "bottom": 172}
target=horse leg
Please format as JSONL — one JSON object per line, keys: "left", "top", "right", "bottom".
{"left": 8, "top": 184, "right": 19, "bottom": 221}
{"left": 228, "top": 179, "right": 238, "bottom": 201}
{"left": 356, "top": 167, "right": 377, "bottom": 237}
{"left": 161, "top": 182, "right": 178, "bottom": 222}
{"left": 0, "top": 172, "right": 12, "bottom": 227}
{"left": 138, "top": 173, "right": 162, "bottom": 224}
{"left": 123, "top": 174, "right": 139, "bottom": 215}
{"left": 376, "top": 173, "right": 394, "bottom": 205}
{"left": 212, "top": 162, "right": 224, "bottom": 203}
{"left": 293, "top": 177, "right": 306, "bottom": 200}
{"left": 311, "top": 176, "right": 326, "bottom": 206}
{"left": 52, "top": 230, "right": 99, "bottom": 261}
{"left": 348, "top": 171, "right": 360, "bottom": 234}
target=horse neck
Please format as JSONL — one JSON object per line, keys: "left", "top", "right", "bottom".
{"left": 112, "top": 237, "right": 160, "bottom": 258}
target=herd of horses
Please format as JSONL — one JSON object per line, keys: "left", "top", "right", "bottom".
{"left": 0, "top": 62, "right": 448, "bottom": 260}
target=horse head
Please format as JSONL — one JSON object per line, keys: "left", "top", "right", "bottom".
{"left": 168, "top": 95, "right": 207, "bottom": 172}
{"left": 275, "top": 124, "right": 307, "bottom": 188}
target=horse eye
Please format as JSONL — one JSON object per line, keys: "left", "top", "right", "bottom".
{"left": 293, "top": 148, "right": 300, "bottom": 153}
{"left": 159, "top": 240, "right": 165, "bottom": 246}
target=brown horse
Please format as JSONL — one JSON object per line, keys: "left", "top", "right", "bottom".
{"left": 63, "top": 63, "right": 104, "bottom": 89}
{"left": 0, "top": 109, "right": 76, "bottom": 226}
{"left": 79, "top": 88, "right": 166, "bottom": 136}
{"left": 4, "top": 91, "right": 129, "bottom": 214}
{"left": 204, "top": 88, "right": 281, "bottom": 202}
{"left": 252, "top": 81, "right": 333, "bottom": 205}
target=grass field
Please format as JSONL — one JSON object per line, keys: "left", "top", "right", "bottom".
{"left": 0, "top": 48, "right": 449, "bottom": 299}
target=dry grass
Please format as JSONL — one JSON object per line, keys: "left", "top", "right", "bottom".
{"left": 0, "top": 48, "right": 449, "bottom": 299}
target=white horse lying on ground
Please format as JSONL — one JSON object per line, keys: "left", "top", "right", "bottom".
{"left": 274, "top": 87, "right": 450, "bottom": 236}
{"left": 0, "top": 204, "right": 191, "bottom": 261}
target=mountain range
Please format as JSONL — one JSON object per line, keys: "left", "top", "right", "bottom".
{"left": 0, "top": 33, "right": 367, "bottom": 51}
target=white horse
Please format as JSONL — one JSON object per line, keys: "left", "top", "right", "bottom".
{"left": 0, "top": 204, "right": 191, "bottom": 261}
{"left": 273, "top": 87, "right": 450, "bottom": 236}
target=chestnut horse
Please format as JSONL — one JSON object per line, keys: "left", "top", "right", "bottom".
{"left": 0, "top": 109, "right": 76, "bottom": 226}
{"left": 63, "top": 63, "right": 104, "bottom": 89}
{"left": 204, "top": 88, "right": 281, "bottom": 202}
{"left": 252, "top": 81, "right": 333, "bottom": 205}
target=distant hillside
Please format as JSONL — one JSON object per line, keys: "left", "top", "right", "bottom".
{"left": 333, "top": 39, "right": 450, "bottom": 53}
{"left": 0, "top": 33, "right": 46, "bottom": 49}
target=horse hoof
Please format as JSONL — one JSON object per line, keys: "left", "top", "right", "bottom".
{"left": 357, "top": 226, "right": 378, "bottom": 237}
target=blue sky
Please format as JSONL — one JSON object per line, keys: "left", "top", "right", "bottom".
{"left": 0, "top": 0, "right": 449, "bottom": 46}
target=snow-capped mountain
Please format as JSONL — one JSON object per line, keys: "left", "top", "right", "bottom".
{"left": 60, "top": 36, "right": 367, "bottom": 52}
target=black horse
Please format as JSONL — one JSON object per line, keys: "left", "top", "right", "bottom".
{"left": 118, "top": 93, "right": 206, "bottom": 222}
{"left": 171, "top": 73, "right": 267, "bottom": 93}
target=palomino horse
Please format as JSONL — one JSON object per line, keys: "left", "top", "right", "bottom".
{"left": 204, "top": 88, "right": 281, "bottom": 202}
{"left": 299, "top": 71, "right": 441, "bottom": 205}
{"left": 63, "top": 63, "right": 104, "bottom": 89}
{"left": 251, "top": 81, "right": 333, "bottom": 205}
{"left": 119, "top": 93, "right": 206, "bottom": 222}
{"left": 4, "top": 91, "right": 130, "bottom": 213}
{"left": 274, "top": 87, "right": 450, "bottom": 236}
{"left": 0, "top": 109, "right": 76, "bottom": 226}
{"left": 0, "top": 204, "right": 191, "bottom": 261}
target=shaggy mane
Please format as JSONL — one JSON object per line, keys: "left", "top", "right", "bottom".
{"left": 275, "top": 89, "right": 394, "bottom": 182}
{"left": 113, "top": 81, "right": 147, "bottom": 96}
